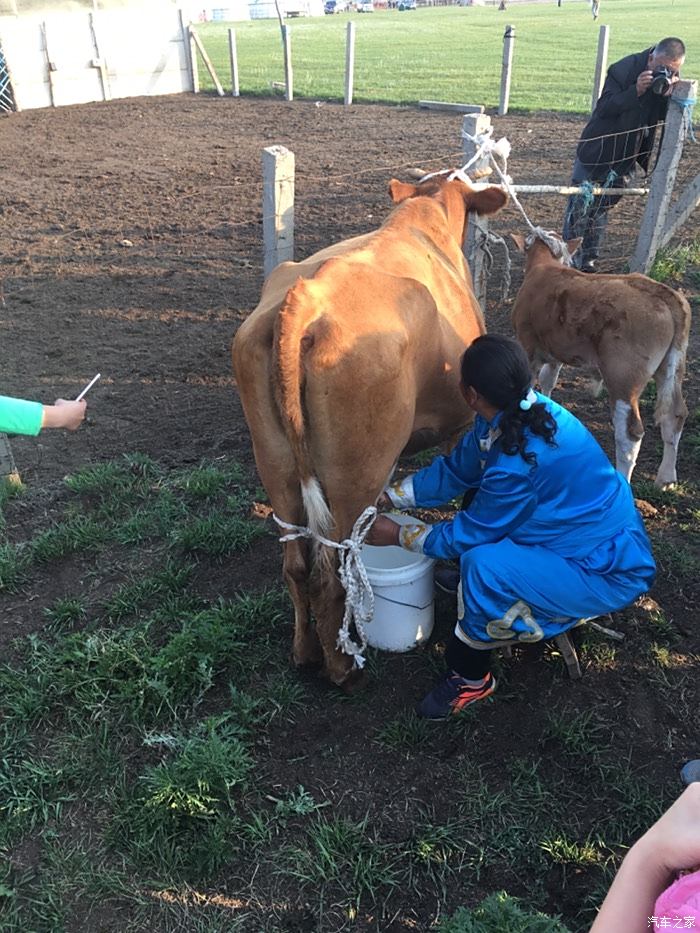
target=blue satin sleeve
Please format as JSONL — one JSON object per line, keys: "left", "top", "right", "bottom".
{"left": 422, "top": 468, "right": 538, "bottom": 560}
{"left": 411, "top": 426, "right": 484, "bottom": 507}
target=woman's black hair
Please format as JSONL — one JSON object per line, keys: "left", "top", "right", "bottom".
{"left": 460, "top": 334, "right": 557, "bottom": 466}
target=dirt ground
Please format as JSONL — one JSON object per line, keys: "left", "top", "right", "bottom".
{"left": 1, "top": 94, "right": 699, "bottom": 930}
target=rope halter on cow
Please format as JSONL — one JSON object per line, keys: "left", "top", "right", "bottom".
{"left": 273, "top": 506, "right": 378, "bottom": 669}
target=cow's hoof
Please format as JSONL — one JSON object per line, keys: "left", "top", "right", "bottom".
{"left": 335, "top": 666, "right": 368, "bottom": 694}
{"left": 654, "top": 476, "right": 677, "bottom": 490}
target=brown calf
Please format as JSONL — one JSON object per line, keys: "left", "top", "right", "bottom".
{"left": 511, "top": 231, "right": 690, "bottom": 488}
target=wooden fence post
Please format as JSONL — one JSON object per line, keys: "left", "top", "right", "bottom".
{"left": 263, "top": 145, "right": 295, "bottom": 278}
{"left": 188, "top": 22, "right": 199, "bottom": 93}
{"left": 190, "top": 27, "right": 224, "bottom": 96}
{"left": 40, "top": 21, "right": 57, "bottom": 107}
{"left": 498, "top": 24, "right": 515, "bottom": 116}
{"left": 462, "top": 112, "right": 492, "bottom": 310}
{"left": 177, "top": 9, "right": 196, "bottom": 93}
{"left": 629, "top": 79, "right": 698, "bottom": 274}
{"left": 89, "top": 11, "right": 111, "bottom": 102}
{"left": 282, "top": 25, "right": 293, "bottom": 102}
{"left": 344, "top": 21, "right": 355, "bottom": 107}
{"left": 228, "top": 28, "right": 240, "bottom": 97}
{"left": 591, "top": 24, "right": 609, "bottom": 112}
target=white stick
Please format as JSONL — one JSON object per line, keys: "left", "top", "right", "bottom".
{"left": 75, "top": 373, "right": 101, "bottom": 401}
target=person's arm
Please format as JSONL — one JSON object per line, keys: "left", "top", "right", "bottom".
{"left": 0, "top": 396, "right": 86, "bottom": 435}
{"left": 594, "top": 60, "right": 645, "bottom": 120}
{"left": 590, "top": 783, "right": 700, "bottom": 932}
{"left": 420, "top": 468, "right": 537, "bottom": 559}
{"left": 384, "top": 425, "right": 486, "bottom": 510}
{"left": 0, "top": 395, "right": 44, "bottom": 436}
{"left": 370, "top": 468, "right": 537, "bottom": 558}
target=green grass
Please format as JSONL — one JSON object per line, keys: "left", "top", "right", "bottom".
{"left": 649, "top": 237, "right": 700, "bottom": 283}
{"left": 196, "top": 0, "right": 698, "bottom": 110}
{"left": 0, "top": 446, "right": 695, "bottom": 931}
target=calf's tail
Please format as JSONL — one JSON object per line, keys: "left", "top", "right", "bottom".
{"left": 653, "top": 291, "right": 691, "bottom": 428}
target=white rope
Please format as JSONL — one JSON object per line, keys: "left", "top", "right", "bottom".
{"left": 478, "top": 228, "right": 511, "bottom": 301}
{"left": 461, "top": 128, "right": 574, "bottom": 266}
{"left": 273, "top": 506, "right": 378, "bottom": 669}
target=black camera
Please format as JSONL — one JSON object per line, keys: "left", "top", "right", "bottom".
{"left": 650, "top": 66, "right": 673, "bottom": 95}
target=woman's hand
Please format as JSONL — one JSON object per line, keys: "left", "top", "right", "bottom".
{"left": 366, "top": 515, "right": 401, "bottom": 547}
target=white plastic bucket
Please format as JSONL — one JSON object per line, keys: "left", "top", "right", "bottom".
{"left": 361, "top": 514, "right": 435, "bottom": 652}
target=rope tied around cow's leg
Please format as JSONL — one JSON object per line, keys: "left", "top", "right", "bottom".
{"left": 273, "top": 506, "right": 379, "bottom": 669}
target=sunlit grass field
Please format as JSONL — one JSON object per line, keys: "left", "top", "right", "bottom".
{"left": 196, "top": 0, "right": 697, "bottom": 111}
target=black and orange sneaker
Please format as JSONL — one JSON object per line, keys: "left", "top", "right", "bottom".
{"left": 417, "top": 672, "right": 496, "bottom": 720}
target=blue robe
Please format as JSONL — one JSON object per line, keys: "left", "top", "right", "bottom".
{"left": 388, "top": 393, "right": 655, "bottom": 649}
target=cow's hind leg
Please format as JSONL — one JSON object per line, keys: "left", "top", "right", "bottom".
{"left": 283, "top": 536, "right": 323, "bottom": 669}
{"left": 653, "top": 347, "right": 688, "bottom": 488}
{"left": 611, "top": 396, "right": 644, "bottom": 483}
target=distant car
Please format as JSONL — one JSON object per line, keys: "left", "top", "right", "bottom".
{"left": 324, "top": 0, "right": 347, "bottom": 11}
{"left": 397, "top": 0, "right": 415, "bottom": 8}
{"left": 358, "top": 0, "right": 374, "bottom": 9}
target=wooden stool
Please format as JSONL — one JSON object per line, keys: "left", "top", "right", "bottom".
{"left": 502, "top": 616, "right": 624, "bottom": 680}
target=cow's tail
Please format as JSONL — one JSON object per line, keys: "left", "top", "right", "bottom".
{"left": 653, "top": 289, "right": 691, "bottom": 430}
{"left": 274, "top": 277, "right": 334, "bottom": 542}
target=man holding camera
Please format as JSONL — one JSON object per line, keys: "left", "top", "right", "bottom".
{"left": 562, "top": 37, "right": 685, "bottom": 272}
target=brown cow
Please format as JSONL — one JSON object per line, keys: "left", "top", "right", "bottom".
{"left": 511, "top": 230, "right": 690, "bottom": 488}
{"left": 232, "top": 174, "right": 507, "bottom": 687}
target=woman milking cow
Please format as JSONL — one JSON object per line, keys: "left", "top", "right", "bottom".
{"left": 367, "top": 334, "right": 655, "bottom": 719}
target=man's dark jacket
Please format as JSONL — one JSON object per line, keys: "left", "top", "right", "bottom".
{"left": 576, "top": 47, "right": 669, "bottom": 180}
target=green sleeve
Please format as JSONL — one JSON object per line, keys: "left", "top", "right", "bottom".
{"left": 0, "top": 396, "right": 44, "bottom": 436}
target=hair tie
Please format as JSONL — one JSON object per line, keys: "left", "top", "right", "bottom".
{"left": 519, "top": 388, "right": 537, "bottom": 411}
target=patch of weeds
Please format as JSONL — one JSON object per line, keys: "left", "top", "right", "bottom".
{"left": 112, "top": 716, "right": 251, "bottom": 876}
{"left": 0, "top": 541, "right": 29, "bottom": 592}
{"left": 645, "top": 608, "right": 681, "bottom": 646}
{"left": 595, "top": 761, "right": 667, "bottom": 843}
{"left": 406, "top": 815, "right": 478, "bottom": 893}
{"left": 579, "top": 637, "right": 617, "bottom": 670}
{"left": 632, "top": 478, "right": 681, "bottom": 507}
{"left": 268, "top": 785, "right": 329, "bottom": 823}
{"left": 652, "top": 537, "right": 700, "bottom": 579}
{"left": 1, "top": 595, "right": 268, "bottom": 729}
{"left": 649, "top": 642, "right": 675, "bottom": 669}
{"left": 113, "top": 489, "right": 188, "bottom": 545}
{"left": 43, "top": 596, "right": 86, "bottom": 631}
{"left": 0, "top": 750, "right": 76, "bottom": 847}
{"left": 64, "top": 460, "right": 145, "bottom": 497}
{"left": 173, "top": 462, "right": 246, "bottom": 499}
{"left": 543, "top": 709, "right": 610, "bottom": 759}
{"left": 649, "top": 238, "right": 700, "bottom": 283}
{"left": 102, "top": 561, "right": 193, "bottom": 623}
{"left": 439, "top": 891, "right": 571, "bottom": 933}
{"left": 539, "top": 834, "right": 607, "bottom": 867}
{"left": 31, "top": 512, "right": 108, "bottom": 562}
{"left": 171, "top": 511, "right": 266, "bottom": 557}
{"left": 259, "top": 669, "right": 310, "bottom": 720}
{"left": 375, "top": 711, "right": 431, "bottom": 750}
{"left": 281, "top": 814, "right": 401, "bottom": 904}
